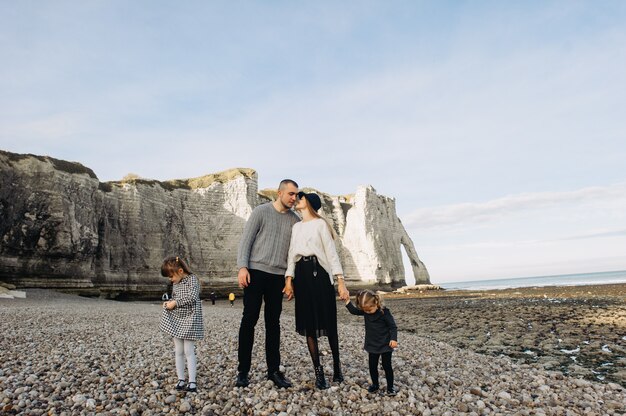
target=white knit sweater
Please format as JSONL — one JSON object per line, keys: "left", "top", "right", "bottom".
{"left": 285, "top": 218, "right": 344, "bottom": 284}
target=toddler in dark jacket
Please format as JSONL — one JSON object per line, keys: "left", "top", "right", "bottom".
{"left": 345, "top": 289, "right": 398, "bottom": 395}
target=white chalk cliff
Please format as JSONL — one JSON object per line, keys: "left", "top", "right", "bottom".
{"left": 0, "top": 150, "right": 429, "bottom": 298}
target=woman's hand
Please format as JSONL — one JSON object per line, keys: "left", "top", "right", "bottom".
{"left": 336, "top": 276, "right": 349, "bottom": 301}
{"left": 283, "top": 277, "right": 294, "bottom": 301}
{"left": 163, "top": 300, "right": 177, "bottom": 310}
{"left": 389, "top": 340, "right": 398, "bottom": 349}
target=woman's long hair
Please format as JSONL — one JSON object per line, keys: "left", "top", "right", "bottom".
{"left": 303, "top": 197, "right": 337, "bottom": 240}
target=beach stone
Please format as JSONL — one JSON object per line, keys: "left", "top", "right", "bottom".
{"left": 72, "top": 394, "right": 86, "bottom": 405}
{"left": 470, "top": 387, "right": 485, "bottom": 397}
{"left": 164, "top": 395, "right": 176, "bottom": 404}
{"left": 573, "top": 378, "right": 592, "bottom": 388}
{"left": 498, "top": 391, "right": 512, "bottom": 401}
{"left": 425, "top": 376, "right": 437, "bottom": 385}
{"left": 85, "top": 398, "right": 96, "bottom": 409}
{"left": 179, "top": 401, "right": 191, "bottom": 412}
{"left": 539, "top": 385, "right": 552, "bottom": 394}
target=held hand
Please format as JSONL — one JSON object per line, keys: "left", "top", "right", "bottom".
{"left": 389, "top": 340, "right": 398, "bottom": 349}
{"left": 338, "top": 285, "right": 350, "bottom": 301}
{"left": 164, "top": 300, "right": 177, "bottom": 310}
{"left": 283, "top": 284, "right": 294, "bottom": 301}
{"left": 238, "top": 267, "right": 250, "bottom": 288}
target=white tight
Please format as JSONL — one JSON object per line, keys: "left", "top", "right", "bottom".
{"left": 173, "top": 338, "right": 197, "bottom": 383}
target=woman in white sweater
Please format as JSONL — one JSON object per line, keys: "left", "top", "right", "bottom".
{"left": 284, "top": 191, "right": 350, "bottom": 389}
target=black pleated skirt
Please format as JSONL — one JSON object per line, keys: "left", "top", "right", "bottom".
{"left": 293, "top": 257, "right": 338, "bottom": 337}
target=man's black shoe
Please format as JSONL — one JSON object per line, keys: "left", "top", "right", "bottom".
{"left": 268, "top": 371, "right": 292, "bottom": 388}
{"left": 367, "top": 383, "right": 380, "bottom": 393}
{"left": 235, "top": 372, "right": 249, "bottom": 387}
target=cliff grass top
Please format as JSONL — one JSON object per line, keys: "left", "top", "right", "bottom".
{"left": 1, "top": 150, "right": 98, "bottom": 179}
{"left": 102, "top": 168, "right": 257, "bottom": 192}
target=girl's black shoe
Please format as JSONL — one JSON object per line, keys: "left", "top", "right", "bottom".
{"left": 175, "top": 380, "right": 186, "bottom": 391}
{"left": 332, "top": 364, "right": 344, "bottom": 383}
{"left": 185, "top": 382, "right": 197, "bottom": 393}
{"left": 367, "top": 384, "right": 379, "bottom": 393}
{"left": 386, "top": 387, "right": 398, "bottom": 396}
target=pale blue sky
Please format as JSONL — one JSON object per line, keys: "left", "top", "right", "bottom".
{"left": 1, "top": 1, "right": 625, "bottom": 282}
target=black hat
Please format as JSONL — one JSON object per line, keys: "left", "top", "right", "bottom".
{"left": 297, "top": 191, "right": 322, "bottom": 211}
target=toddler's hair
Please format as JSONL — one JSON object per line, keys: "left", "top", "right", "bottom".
{"left": 355, "top": 289, "right": 384, "bottom": 312}
{"left": 161, "top": 256, "right": 192, "bottom": 277}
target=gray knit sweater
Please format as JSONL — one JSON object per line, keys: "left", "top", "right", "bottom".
{"left": 237, "top": 203, "right": 301, "bottom": 275}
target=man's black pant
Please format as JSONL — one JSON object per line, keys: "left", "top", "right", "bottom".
{"left": 237, "top": 269, "right": 284, "bottom": 375}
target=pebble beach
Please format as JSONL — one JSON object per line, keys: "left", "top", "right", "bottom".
{"left": 1, "top": 288, "right": 625, "bottom": 415}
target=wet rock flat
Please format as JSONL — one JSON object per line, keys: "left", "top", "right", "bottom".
{"left": 1, "top": 289, "right": 625, "bottom": 415}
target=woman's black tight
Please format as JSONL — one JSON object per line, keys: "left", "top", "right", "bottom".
{"left": 306, "top": 336, "right": 321, "bottom": 367}
{"left": 368, "top": 352, "right": 393, "bottom": 387}
{"left": 306, "top": 330, "right": 341, "bottom": 369}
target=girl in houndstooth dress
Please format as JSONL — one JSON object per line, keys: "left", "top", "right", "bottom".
{"left": 160, "top": 256, "right": 204, "bottom": 392}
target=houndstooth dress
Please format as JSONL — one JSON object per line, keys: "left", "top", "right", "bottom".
{"left": 159, "top": 274, "right": 204, "bottom": 340}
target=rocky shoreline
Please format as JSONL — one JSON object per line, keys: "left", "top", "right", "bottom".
{"left": 1, "top": 288, "right": 625, "bottom": 415}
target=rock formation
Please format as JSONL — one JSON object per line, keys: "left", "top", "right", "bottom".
{"left": 296, "top": 186, "right": 430, "bottom": 289}
{"left": 0, "top": 150, "right": 429, "bottom": 298}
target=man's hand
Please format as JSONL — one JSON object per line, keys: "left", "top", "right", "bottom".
{"left": 389, "top": 340, "right": 398, "bottom": 349}
{"left": 163, "top": 300, "right": 177, "bottom": 310}
{"left": 238, "top": 267, "right": 250, "bottom": 288}
{"left": 283, "top": 277, "right": 294, "bottom": 301}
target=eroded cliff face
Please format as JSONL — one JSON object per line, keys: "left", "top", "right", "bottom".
{"left": 0, "top": 150, "right": 429, "bottom": 297}
{"left": 309, "top": 186, "right": 430, "bottom": 288}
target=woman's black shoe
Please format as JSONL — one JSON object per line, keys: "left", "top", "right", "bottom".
{"left": 314, "top": 366, "right": 329, "bottom": 390}
{"left": 175, "top": 380, "right": 186, "bottom": 391}
{"left": 185, "top": 382, "right": 197, "bottom": 393}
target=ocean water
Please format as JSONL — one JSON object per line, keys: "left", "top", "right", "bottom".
{"left": 439, "top": 270, "right": 626, "bottom": 291}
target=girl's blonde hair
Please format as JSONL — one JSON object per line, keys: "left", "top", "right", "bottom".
{"left": 302, "top": 196, "right": 337, "bottom": 239}
{"left": 161, "top": 256, "right": 192, "bottom": 277}
{"left": 356, "top": 289, "right": 384, "bottom": 312}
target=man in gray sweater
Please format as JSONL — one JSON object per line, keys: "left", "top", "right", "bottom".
{"left": 235, "top": 179, "right": 300, "bottom": 388}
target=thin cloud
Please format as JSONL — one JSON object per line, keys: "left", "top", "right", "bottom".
{"left": 403, "top": 182, "right": 626, "bottom": 230}
{"left": 557, "top": 229, "right": 626, "bottom": 241}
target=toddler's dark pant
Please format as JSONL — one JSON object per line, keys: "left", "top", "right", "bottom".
{"left": 237, "top": 269, "right": 284, "bottom": 375}
{"left": 369, "top": 351, "right": 393, "bottom": 388}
